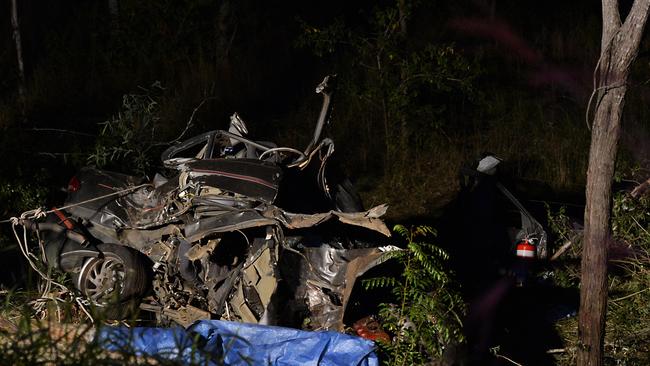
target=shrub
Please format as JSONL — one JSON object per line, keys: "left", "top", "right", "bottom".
{"left": 364, "top": 225, "right": 465, "bottom": 365}
{"left": 88, "top": 82, "right": 165, "bottom": 176}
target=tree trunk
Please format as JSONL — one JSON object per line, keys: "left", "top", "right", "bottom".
{"left": 10, "top": 0, "right": 26, "bottom": 118}
{"left": 578, "top": 1, "right": 650, "bottom": 365}
{"left": 108, "top": 0, "right": 118, "bottom": 16}
{"left": 579, "top": 85, "right": 625, "bottom": 366}
{"left": 216, "top": 1, "right": 235, "bottom": 64}
{"left": 397, "top": 0, "right": 408, "bottom": 35}
{"left": 108, "top": 0, "right": 119, "bottom": 33}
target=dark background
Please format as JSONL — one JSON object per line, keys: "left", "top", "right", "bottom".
{"left": 4, "top": 1, "right": 644, "bottom": 206}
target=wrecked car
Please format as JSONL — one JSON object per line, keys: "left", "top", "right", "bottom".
{"left": 446, "top": 154, "right": 548, "bottom": 293}
{"left": 26, "top": 76, "right": 393, "bottom": 331}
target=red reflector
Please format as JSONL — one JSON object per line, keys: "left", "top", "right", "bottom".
{"left": 67, "top": 176, "right": 80, "bottom": 192}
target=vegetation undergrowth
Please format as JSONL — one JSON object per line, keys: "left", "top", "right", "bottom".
{"left": 296, "top": 0, "right": 590, "bottom": 219}
{"left": 0, "top": 85, "right": 213, "bottom": 364}
{"left": 364, "top": 225, "right": 465, "bottom": 365}
{"left": 0, "top": 0, "right": 599, "bottom": 220}
{"left": 0, "top": 288, "right": 225, "bottom": 365}
{"left": 88, "top": 82, "right": 165, "bottom": 176}
{"left": 546, "top": 182, "right": 650, "bottom": 365}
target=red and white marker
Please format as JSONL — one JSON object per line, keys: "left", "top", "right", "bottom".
{"left": 516, "top": 239, "right": 536, "bottom": 258}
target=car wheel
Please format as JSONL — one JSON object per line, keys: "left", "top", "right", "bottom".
{"left": 76, "top": 243, "right": 148, "bottom": 318}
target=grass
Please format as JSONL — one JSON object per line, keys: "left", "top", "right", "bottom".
{"left": 0, "top": 289, "right": 103, "bottom": 365}
{"left": 356, "top": 93, "right": 590, "bottom": 220}
{"left": 545, "top": 193, "right": 650, "bottom": 366}
{"left": 0, "top": 289, "right": 223, "bottom": 365}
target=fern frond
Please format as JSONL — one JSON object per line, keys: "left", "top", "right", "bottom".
{"left": 413, "top": 225, "right": 436, "bottom": 237}
{"left": 393, "top": 224, "right": 409, "bottom": 239}
{"left": 376, "top": 248, "right": 407, "bottom": 263}
{"left": 364, "top": 223, "right": 465, "bottom": 364}
{"left": 362, "top": 276, "right": 398, "bottom": 290}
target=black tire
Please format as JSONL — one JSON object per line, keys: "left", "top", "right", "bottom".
{"left": 76, "top": 243, "right": 149, "bottom": 319}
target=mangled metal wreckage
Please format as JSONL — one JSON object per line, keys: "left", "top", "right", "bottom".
{"left": 28, "top": 76, "right": 393, "bottom": 331}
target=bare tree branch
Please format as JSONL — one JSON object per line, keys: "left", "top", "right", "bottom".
{"left": 28, "top": 128, "right": 95, "bottom": 137}
{"left": 630, "top": 176, "right": 650, "bottom": 198}
{"left": 550, "top": 240, "right": 573, "bottom": 261}
{"left": 152, "top": 97, "right": 214, "bottom": 148}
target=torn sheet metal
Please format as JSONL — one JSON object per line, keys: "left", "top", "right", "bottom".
{"left": 185, "top": 238, "right": 219, "bottom": 261}
{"left": 293, "top": 246, "right": 395, "bottom": 331}
{"left": 184, "top": 210, "right": 277, "bottom": 242}
{"left": 265, "top": 204, "right": 391, "bottom": 237}
{"left": 230, "top": 244, "right": 278, "bottom": 324}
{"left": 185, "top": 204, "right": 390, "bottom": 244}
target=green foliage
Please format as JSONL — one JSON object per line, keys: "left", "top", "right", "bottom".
{"left": 545, "top": 204, "right": 571, "bottom": 244}
{"left": 604, "top": 191, "right": 650, "bottom": 365}
{"left": 543, "top": 204, "right": 582, "bottom": 290}
{"left": 0, "top": 0, "right": 597, "bottom": 220}
{"left": 295, "top": 1, "right": 591, "bottom": 220}
{"left": 363, "top": 224, "right": 464, "bottom": 365}
{"left": 612, "top": 191, "right": 650, "bottom": 244}
{"left": 297, "top": 1, "right": 480, "bottom": 185}
{"left": 545, "top": 191, "right": 650, "bottom": 365}
{"left": 88, "top": 83, "right": 164, "bottom": 176}
{"left": 0, "top": 182, "right": 47, "bottom": 219}
{"left": 295, "top": 18, "right": 347, "bottom": 58}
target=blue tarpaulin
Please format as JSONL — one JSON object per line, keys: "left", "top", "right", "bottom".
{"left": 97, "top": 320, "right": 379, "bottom": 366}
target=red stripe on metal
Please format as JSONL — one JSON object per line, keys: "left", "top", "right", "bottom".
{"left": 97, "top": 183, "right": 117, "bottom": 190}
{"left": 52, "top": 207, "right": 75, "bottom": 230}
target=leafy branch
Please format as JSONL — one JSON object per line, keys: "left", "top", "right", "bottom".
{"left": 363, "top": 224, "right": 465, "bottom": 365}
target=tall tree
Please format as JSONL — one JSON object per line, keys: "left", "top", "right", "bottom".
{"left": 10, "top": 0, "right": 26, "bottom": 119}
{"left": 108, "top": 0, "right": 119, "bottom": 33}
{"left": 579, "top": 1, "right": 650, "bottom": 365}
